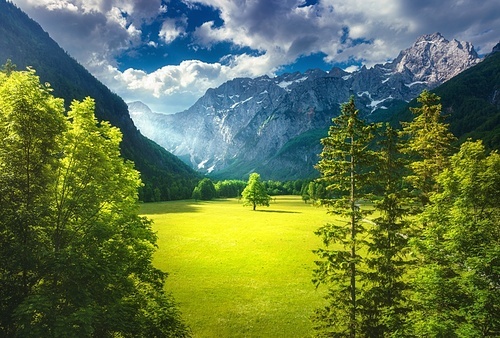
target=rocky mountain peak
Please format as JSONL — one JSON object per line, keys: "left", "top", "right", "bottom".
{"left": 128, "top": 101, "right": 152, "bottom": 116}
{"left": 492, "top": 42, "right": 500, "bottom": 54}
{"left": 392, "top": 32, "right": 480, "bottom": 84}
{"left": 129, "top": 33, "right": 483, "bottom": 180}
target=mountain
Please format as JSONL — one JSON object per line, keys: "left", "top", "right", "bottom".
{"left": 393, "top": 46, "right": 500, "bottom": 150}
{"left": 130, "top": 33, "right": 481, "bottom": 180}
{"left": 0, "top": 0, "right": 199, "bottom": 201}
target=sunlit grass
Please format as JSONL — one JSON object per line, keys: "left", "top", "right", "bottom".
{"left": 140, "top": 196, "right": 329, "bottom": 337}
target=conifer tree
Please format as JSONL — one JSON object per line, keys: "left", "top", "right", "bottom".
{"left": 399, "top": 90, "right": 455, "bottom": 206}
{"left": 313, "top": 96, "right": 378, "bottom": 337}
{"left": 361, "top": 125, "right": 411, "bottom": 337}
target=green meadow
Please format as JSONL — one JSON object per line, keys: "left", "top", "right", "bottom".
{"left": 140, "top": 196, "right": 329, "bottom": 337}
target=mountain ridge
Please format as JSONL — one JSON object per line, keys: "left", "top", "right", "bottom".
{"left": 130, "top": 32, "right": 482, "bottom": 180}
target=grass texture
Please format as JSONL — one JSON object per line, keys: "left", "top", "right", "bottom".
{"left": 140, "top": 196, "right": 328, "bottom": 337}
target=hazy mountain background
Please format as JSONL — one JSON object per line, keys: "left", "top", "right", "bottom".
{"left": 1, "top": 0, "right": 498, "bottom": 185}
{"left": 129, "top": 33, "right": 498, "bottom": 180}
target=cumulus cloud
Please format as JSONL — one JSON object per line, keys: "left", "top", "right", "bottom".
{"left": 10, "top": 0, "right": 500, "bottom": 114}
{"left": 95, "top": 53, "right": 281, "bottom": 114}
{"left": 159, "top": 16, "right": 188, "bottom": 44}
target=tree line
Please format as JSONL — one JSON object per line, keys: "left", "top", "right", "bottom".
{"left": 190, "top": 176, "right": 324, "bottom": 201}
{"left": 312, "top": 93, "right": 499, "bottom": 337}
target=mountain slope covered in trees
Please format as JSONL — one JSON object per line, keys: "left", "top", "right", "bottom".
{"left": 0, "top": 0, "right": 199, "bottom": 201}
{"left": 392, "top": 49, "right": 500, "bottom": 150}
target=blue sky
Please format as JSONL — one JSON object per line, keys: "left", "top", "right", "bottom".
{"left": 11, "top": 0, "right": 500, "bottom": 114}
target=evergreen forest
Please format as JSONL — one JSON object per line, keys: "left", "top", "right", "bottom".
{"left": 312, "top": 92, "right": 499, "bottom": 337}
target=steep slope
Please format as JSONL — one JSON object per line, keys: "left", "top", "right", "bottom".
{"left": 130, "top": 33, "right": 480, "bottom": 180}
{"left": 393, "top": 48, "right": 500, "bottom": 150}
{"left": 0, "top": 0, "right": 199, "bottom": 200}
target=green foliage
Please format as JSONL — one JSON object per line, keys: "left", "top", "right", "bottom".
{"left": 313, "top": 96, "right": 379, "bottom": 337}
{"left": 0, "top": 69, "right": 189, "bottom": 337}
{"left": 0, "top": 68, "right": 66, "bottom": 336}
{"left": 192, "top": 178, "right": 216, "bottom": 200}
{"left": 399, "top": 90, "right": 456, "bottom": 206}
{"left": 241, "top": 173, "right": 271, "bottom": 210}
{"left": 409, "top": 140, "right": 500, "bottom": 336}
{"left": 214, "top": 179, "right": 246, "bottom": 198}
{"left": 0, "top": 1, "right": 198, "bottom": 201}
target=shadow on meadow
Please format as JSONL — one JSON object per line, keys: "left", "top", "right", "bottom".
{"left": 254, "top": 209, "right": 301, "bottom": 214}
{"left": 140, "top": 201, "right": 202, "bottom": 214}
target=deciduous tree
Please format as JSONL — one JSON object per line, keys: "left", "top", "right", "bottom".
{"left": 194, "top": 178, "right": 217, "bottom": 200}
{"left": 0, "top": 68, "right": 189, "bottom": 337}
{"left": 241, "top": 173, "right": 271, "bottom": 210}
{"left": 0, "top": 67, "right": 66, "bottom": 336}
{"left": 410, "top": 140, "right": 500, "bottom": 336}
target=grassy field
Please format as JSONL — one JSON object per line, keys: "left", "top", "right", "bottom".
{"left": 140, "top": 196, "right": 330, "bottom": 337}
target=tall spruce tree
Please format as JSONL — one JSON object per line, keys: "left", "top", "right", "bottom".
{"left": 313, "top": 96, "right": 378, "bottom": 337}
{"left": 400, "top": 90, "right": 455, "bottom": 206}
{"left": 361, "top": 125, "right": 411, "bottom": 337}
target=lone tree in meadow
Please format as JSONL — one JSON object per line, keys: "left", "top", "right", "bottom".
{"left": 241, "top": 173, "right": 271, "bottom": 210}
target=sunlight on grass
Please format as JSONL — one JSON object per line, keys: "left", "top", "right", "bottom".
{"left": 141, "top": 196, "right": 329, "bottom": 337}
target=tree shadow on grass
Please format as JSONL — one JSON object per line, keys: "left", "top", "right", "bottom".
{"left": 139, "top": 201, "right": 202, "bottom": 214}
{"left": 254, "top": 209, "right": 301, "bottom": 214}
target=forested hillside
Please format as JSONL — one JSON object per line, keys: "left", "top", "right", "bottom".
{"left": 392, "top": 50, "right": 500, "bottom": 150}
{"left": 0, "top": 0, "right": 199, "bottom": 201}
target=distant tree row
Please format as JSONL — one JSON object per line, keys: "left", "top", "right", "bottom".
{"left": 190, "top": 177, "right": 321, "bottom": 201}
{"left": 312, "top": 92, "right": 500, "bottom": 337}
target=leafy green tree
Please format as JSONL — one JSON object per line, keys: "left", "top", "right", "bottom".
{"left": 409, "top": 140, "right": 500, "bottom": 336}
{"left": 0, "top": 69, "right": 189, "bottom": 337}
{"left": 214, "top": 180, "right": 246, "bottom": 198}
{"left": 0, "top": 68, "right": 66, "bottom": 336}
{"left": 399, "top": 90, "right": 456, "bottom": 206}
{"left": 192, "top": 186, "right": 202, "bottom": 200}
{"left": 312, "top": 96, "right": 378, "bottom": 337}
{"left": 194, "top": 178, "right": 217, "bottom": 200}
{"left": 361, "top": 125, "right": 411, "bottom": 337}
{"left": 241, "top": 173, "right": 271, "bottom": 210}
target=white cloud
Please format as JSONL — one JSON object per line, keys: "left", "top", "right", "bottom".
{"left": 159, "top": 17, "right": 187, "bottom": 44}
{"left": 93, "top": 51, "right": 290, "bottom": 114}
{"left": 10, "top": 0, "right": 500, "bottom": 115}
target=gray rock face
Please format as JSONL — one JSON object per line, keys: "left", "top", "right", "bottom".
{"left": 129, "top": 33, "right": 481, "bottom": 180}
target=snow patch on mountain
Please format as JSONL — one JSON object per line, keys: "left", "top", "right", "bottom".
{"left": 129, "top": 32, "right": 481, "bottom": 180}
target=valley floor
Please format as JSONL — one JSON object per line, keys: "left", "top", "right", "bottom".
{"left": 140, "top": 196, "right": 327, "bottom": 337}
